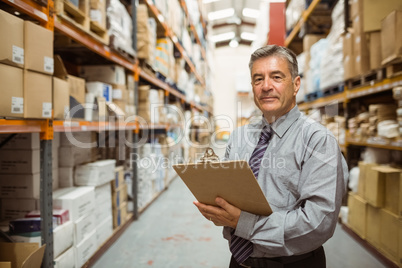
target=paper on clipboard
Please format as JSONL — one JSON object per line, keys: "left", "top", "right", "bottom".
{"left": 173, "top": 160, "right": 272, "bottom": 216}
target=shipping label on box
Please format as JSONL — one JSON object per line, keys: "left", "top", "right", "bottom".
{"left": 0, "top": 173, "right": 40, "bottom": 198}
{"left": 86, "top": 82, "right": 113, "bottom": 103}
{"left": 0, "top": 149, "right": 40, "bottom": 174}
{"left": 0, "top": 64, "right": 23, "bottom": 118}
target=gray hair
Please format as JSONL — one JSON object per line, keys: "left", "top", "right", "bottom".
{"left": 249, "top": 45, "right": 299, "bottom": 80}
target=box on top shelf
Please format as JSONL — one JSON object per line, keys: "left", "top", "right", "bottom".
{"left": 53, "top": 77, "right": 70, "bottom": 120}
{"left": 23, "top": 70, "right": 52, "bottom": 119}
{"left": 342, "top": 31, "right": 357, "bottom": 80}
{"left": 351, "top": 0, "right": 402, "bottom": 32}
{"left": 24, "top": 21, "right": 53, "bottom": 75}
{"left": 89, "top": 0, "right": 107, "bottom": 29}
{"left": 0, "top": 63, "right": 24, "bottom": 118}
{"left": 369, "top": 31, "right": 382, "bottom": 70}
{"left": 0, "top": 9, "right": 24, "bottom": 68}
{"left": 381, "top": 10, "right": 402, "bottom": 65}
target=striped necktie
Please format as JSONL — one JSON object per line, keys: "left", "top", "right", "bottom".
{"left": 230, "top": 125, "right": 272, "bottom": 264}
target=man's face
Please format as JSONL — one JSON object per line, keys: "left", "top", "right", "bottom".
{"left": 251, "top": 56, "right": 300, "bottom": 122}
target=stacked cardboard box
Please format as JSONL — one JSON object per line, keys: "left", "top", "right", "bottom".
{"left": 112, "top": 166, "right": 128, "bottom": 228}
{"left": 155, "top": 38, "right": 174, "bottom": 79}
{"left": 0, "top": 134, "right": 42, "bottom": 220}
{"left": 381, "top": 11, "right": 402, "bottom": 66}
{"left": 137, "top": 86, "right": 165, "bottom": 124}
{"left": 53, "top": 187, "right": 97, "bottom": 267}
{"left": 348, "top": 163, "right": 402, "bottom": 266}
{"left": 94, "top": 182, "right": 113, "bottom": 246}
{"left": 136, "top": 4, "right": 156, "bottom": 65}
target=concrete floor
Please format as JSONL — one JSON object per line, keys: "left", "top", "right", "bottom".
{"left": 92, "top": 176, "right": 389, "bottom": 268}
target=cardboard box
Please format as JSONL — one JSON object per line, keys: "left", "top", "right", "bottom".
{"left": 94, "top": 199, "right": 112, "bottom": 222}
{"left": 53, "top": 77, "right": 69, "bottom": 119}
{"left": 0, "top": 173, "right": 40, "bottom": 198}
{"left": 0, "top": 133, "right": 39, "bottom": 150}
{"left": 381, "top": 10, "right": 402, "bottom": 65}
{"left": 112, "top": 166, "right": 125, "bottom": 191}
{"left": 75, "top": 230, "right": 97, "bottom": 268}
{"left": 369, "top": 31, "right": 382, "bottom": 70}
{"left": 112, "top": 184, "right": 128, "bottom": 208}
{"left": 95, "top": 182, "right": 112, "bottom": 203}
{"left": 24, "top": 21, "right": 53, "bottom": 74}
{"left": 53, "top": 221, "right": 74, "bottom": 258}
{"left": 350, "top": 0, "right": 361, "bottom": 19}
{"left": 58, "top": 167, "right": 74, "bottom": 188}
{"left": 361, "top": 0, "right": 402, "bottom": 32}
{"left": 54, "top": 246, "right": 75, "bottom": 268}
{"left": 354, "top": 32, "right": 370, "bottom": 75}
{"left": 60, "top": 131, "right": 96, "bottom": 147}
{"left": 24, "top": 70, "right": 52, "bottom": 119}
{"left": 382, "top": 166, "right": 402, "bottom": 216}
{"left": 365, "top": 166, "right": 386, "bottom": 207}
{"left": 54, "top": 55, "right": 86, "bottom": 117}
{"left": 0, "top": 149, "right": 40, "bottom": 174}
{"left": 113, "top": 201, "right": 128, "bottom": 228}
{"left": 96, "top": 215, "right": 113, "bottom": 247}
{"left": 74, "top": 159, "right": 116, "bottom": 186}
{"left": 0, "top": 64, "right": 24, "bottom": 117}
{"left": 1, "top": 198, "right": 39, "bottom": 220}
{"left": 357, "top": 162, "right": 378, "bottom": 198}
{"left": 79, "top": 65, "right": 126, "bottom": 85}
{"left": 348, "top": 192, "right": 367, "bottom": 239}
{"left": 366, "top": 204, "right": 381, "bottom": 249}
{"left": 58, "top": 146, "right": 93, "bottom": 167}
{"left": 380, "top": 209, "right": 399, "bottom": 263}
{"left": 53, "top": 187, "right": 95, "bottom": 221}
{"left": 0, "top": 10, "right": 24, "bottom": 68}
{"left": 74, "top": 214, "right": 96, "bottom": 245}
{"left": 0, "top": 243, "right": 45, "bottom": 268}
{"left": 343, "top": 32, "right": 357, "bottom": 80}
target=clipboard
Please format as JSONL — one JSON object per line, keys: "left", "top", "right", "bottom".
{"left": 173, "top": 148, "right": 272, "bottom": 216}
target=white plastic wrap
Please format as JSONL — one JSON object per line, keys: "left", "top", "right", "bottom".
{"left": 286, "top": 0, "right": 305, "bottom": 32}
{"left": 308, "top": 38, "right": 328, "bottom": 93}
{"left": 348, "top": 166, "right": 360, "bottom": 193}
{"left": 107, "top": 0, "right": 135, "bottom": 56}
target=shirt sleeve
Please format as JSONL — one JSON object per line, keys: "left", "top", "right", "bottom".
{"left": 234, "top": 132, "right": 348, "bottom": 257}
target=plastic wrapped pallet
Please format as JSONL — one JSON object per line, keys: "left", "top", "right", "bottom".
{"left": 285, "top": 0, "right": 305, "bottom": 32}
{"left": 319, "top": 0, "right": 344, "bottom": 90}
{"left": 307, "top": 38, "right": 328, "bottom": 94}
{"left": 106, "top": 0, "right": 135, "bottom": 56}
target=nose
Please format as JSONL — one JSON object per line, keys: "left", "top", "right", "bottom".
{"left": 261, "top": 77, "right": 272, "bottom": 91}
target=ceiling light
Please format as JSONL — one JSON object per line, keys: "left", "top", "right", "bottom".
{"left": 203, "top": 0, "right": 220, "bottom": 3}
{"left": 229, "top": 38, "right": 239, "bottom": 48}
{"left": 241, "top": 32, "right": 256, "bottom": 41}
{"left": 210, "top": 32, "right": 236, "bottom": 43}
{"left": 242, "top": 8, "right": 260, "bottom": 18}
{"left": 208, "top": 8, "right": 235, "bottom": 21}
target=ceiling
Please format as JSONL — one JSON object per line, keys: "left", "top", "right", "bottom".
{"left": 203, "top": 0, "right": 264, "bottom": 47}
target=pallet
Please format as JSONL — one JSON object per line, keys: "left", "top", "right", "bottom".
{"left": 55, "top": 0, "right": 90, "bottom": 31}
{"left": 322, "top": 83, "right": 344, "bottom": 97}
{"left": 385, "top": 61, "right": 402, "bottom": 78}
{"left": 304, "top": 91, "right": 323, "bottom": 102}
{"left": 89, "top": 21, "right": 108, "bottom": 45}
{"left": 346, "top": 68, "right": 386, "bottom": 90}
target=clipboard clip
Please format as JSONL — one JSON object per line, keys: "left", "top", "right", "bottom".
{"left": 199, "top": 147, "right": 220, "bottom": 163}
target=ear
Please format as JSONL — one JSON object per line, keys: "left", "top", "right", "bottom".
{"left": 293, "top": 76, "right": 301, "bottom": 96}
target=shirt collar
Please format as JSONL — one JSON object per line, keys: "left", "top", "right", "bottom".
{"left": 262, "top": 105, "right": 301, "bottom": 138}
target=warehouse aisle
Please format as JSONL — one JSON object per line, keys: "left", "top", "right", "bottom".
{"left": 92, "top": 145, "right": 388, "bottom": 268}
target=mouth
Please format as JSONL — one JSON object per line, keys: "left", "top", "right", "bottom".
{"left": 259, "top": 96, "right": 277, "bottom": 101}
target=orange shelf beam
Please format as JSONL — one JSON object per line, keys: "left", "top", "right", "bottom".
{"left": 53, "top": 120, "right": 138, "bottom": 132}
{"left": 0, "top": 119, "right": 48, "bottom": 133}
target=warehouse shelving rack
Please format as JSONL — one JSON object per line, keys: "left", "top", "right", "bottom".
{"left": 286, "top": 0, "right": 402, "bottom": 265}
{"left": 0, "top": 0, "right": 211, "bottom": 267}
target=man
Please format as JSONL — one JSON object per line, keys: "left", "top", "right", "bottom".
{"left": 194, "top": 45, "right": 348, "bottom": 268}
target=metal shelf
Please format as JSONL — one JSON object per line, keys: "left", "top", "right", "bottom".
{"left": 0, "top": 119, "right": 48, "bottom": 133}
{"left": 53, "top": 120, "right": 138, "bottom": 132}
{"left": 347, "top": 138, "right": 402, "bottom": 151}
{"left": 143, "top": 0, "right": 205, "bottom": 86}
{"left": 299, "top": 91, "right": 346, "bottom": 110}
{"left": 285, "top": 0, "right": 321, "bottom": 47}
{"left": 179, "top": 0, "right": 206, "bottom": 60}
{"left": 0, "top": 0, "right": 48, "bottom": 24}
{"left": 346, "top": 74, "right": 402, "bottom": 99}
{"left": 54, "top": 19, "right": 136, "bottom": 72}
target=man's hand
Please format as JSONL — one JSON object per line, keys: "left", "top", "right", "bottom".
{"left": 193, "top": 197, "right": 241, "bottom": 229}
